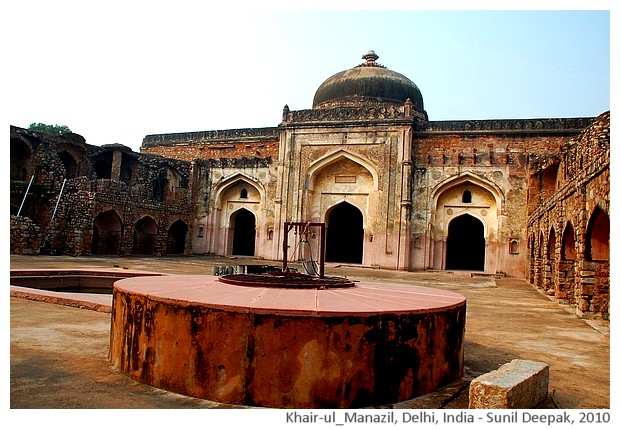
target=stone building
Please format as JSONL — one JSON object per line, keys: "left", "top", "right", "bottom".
{"left": 10, "top": 126, "right": 194, "bottom": 256}
{"left": 10, "top": 51, "right": 610, "bottom": 318}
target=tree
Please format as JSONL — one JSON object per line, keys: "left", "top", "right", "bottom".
{"left": 28, "top": 123, "right": 72, "bottom": 135}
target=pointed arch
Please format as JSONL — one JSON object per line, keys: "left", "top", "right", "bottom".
{"left": 306, "top": 149, "right": 379, "bottom": 191}
{"left": 585, "top": 206, "right": 610, "bottom": 261}
{"left": 92, "top": 210, "right": 123, "bottom": 255}
{"left": 132, "top": 215, "right": 158, "bottom": 255}
{"left": 547, "top": 227, "right": 556, "bottom": 260}
{"left": 213, "top": 172, "right": 266, "bottom": 207}
{"left": 230, "top": 208, "right": 256, "bottom": 256}
{"left": 10, "top": 137, "right": 33, "bottom": 181}
{"left": 445, "top": 214, "right": 485, "bottom": 271}
{"left": 561, "top": 222, "right": 576, "bottom": 261}
{"left": 325, "top": 201, "right": 364, "bottom": 263}
{"left": 57, "top": 150, "right": 79, "bottom": 179}
{"left": 167, "top": 219, "right": 188, "bottom": 254}
{"left": 431, "top": 172, "right": 504, "bottom": 212}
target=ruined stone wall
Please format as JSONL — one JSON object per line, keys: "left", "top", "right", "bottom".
{"left": 10, "top": 216, "right": 41, "bottom": 255}
{"left": 526, "top": 112, "right": 610, "bottom": 319}
{"left": 47, "top": 175, "right": 194, "bottom": 256}
{"left": 10, "top": 126, "right": 195, "bottom": 256}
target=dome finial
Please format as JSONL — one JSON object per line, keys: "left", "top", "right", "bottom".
{"left": 362, "top": 50, "right": 379, "bottom": 64}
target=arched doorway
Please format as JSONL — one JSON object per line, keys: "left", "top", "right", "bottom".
{"left": 133, "top": 216, "right": 158, "bottom": 255}
{"left": 445, "top": 214, "right": 485, "bottom": 271}
{"left": 167, "top": 220, "right": 188, "bottom": 254}
{"left": 58, "top": 151, "right": 78, "bottom": 179}
{"left": 92, "top": 210, "right": 123, "bottom": 255}
{"left": 11, "top": 139, "right": 32, "bottom": 181}
{"left": 326, "top": 202, "right": 363, "bottom": 264}
{"left": 559, "top": 222, "right": 577, "bottom": 304}
{"left": 585, "top": 207, "right": 610, "bottom": 261}
{"left": 231, "top": 209, "right": 255, "bottom": 256}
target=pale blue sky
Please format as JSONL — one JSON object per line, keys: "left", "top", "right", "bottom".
{"left": 5, "top": 3, "right": 613, "bottom": 151}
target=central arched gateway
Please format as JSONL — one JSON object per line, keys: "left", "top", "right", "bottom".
{"left": 231, "top": 208, "right": 256, "bottom": 256}
{"left": 326, "top": 202, "right": 363, "bottom": 263}
{"left": 445, "top": 214, "right": 485, "bottom": 271}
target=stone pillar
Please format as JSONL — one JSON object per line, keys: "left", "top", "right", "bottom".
{"left": 111, "top": 151, "right": 122, "bottom": 181}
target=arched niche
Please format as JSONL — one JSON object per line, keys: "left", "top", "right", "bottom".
{"left": 132, "top": 216, "right": 158, "bottom": 255}
{"left": 92, "top": 210, "right": 123, "bottom": 255}
{"left": 585, "top": 206, "right": 610, "bottom": 261}
{"left": 167, "top": 219, "right": 188, "bottom": 254}
{"left": 10, "top": 138, "right": 33, "bottom": 181}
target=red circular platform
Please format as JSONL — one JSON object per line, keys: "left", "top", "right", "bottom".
{"left": 110, "top": 275, "right": 466, "bottom": 408}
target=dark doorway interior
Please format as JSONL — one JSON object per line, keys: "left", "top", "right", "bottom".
{"left": 167, "top": 220, "right": 188, "bottom": 254}
{"left": 92, "top": 210, "right": 122, "bottom": 255}
{"left": 326, "top": 202, "right": 363, "bottom": 264}
{"left": 232, "top": 209, "right": 256, "bottom": 256}
{"left": 445, "top": 214, "right": 485, "bottom": 271}
{"left": 133, "top": 216, "right": 158, "bottom": 255}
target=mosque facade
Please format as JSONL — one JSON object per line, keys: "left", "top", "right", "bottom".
{"left": 10, "top": 51, "right": 610, "bottom": 319}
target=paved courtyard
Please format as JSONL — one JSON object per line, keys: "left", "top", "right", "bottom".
{"left": 9, "top": 254, "right": 610, "bottom": 409}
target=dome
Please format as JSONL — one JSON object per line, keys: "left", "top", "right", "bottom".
{"left": 312, "top": 51, "right": 424, "bottom": 111}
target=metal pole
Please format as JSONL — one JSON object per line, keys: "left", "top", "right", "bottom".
{"left": 17, "top": 174, "right": 35, "bottom": 217}
{"left": 50, "top": 178, "right": 67, "bottom": 223}
{"left": 319, "top": 223, "right": 325, "bottom": 278}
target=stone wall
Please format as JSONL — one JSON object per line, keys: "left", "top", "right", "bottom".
{"left": 10, "top": 216, "right": 41, "bottom": 255}
{"left": 9, "top": 126, "right": 195, "bottom": 257}
{"left": 526, "top": 112, "right": 610, "bottom": 319}
{"left": 410, "top": 122, "right": 584, "bottom": 277}
{"left": 141, "top": 127, "right": 279, "bottom": 162}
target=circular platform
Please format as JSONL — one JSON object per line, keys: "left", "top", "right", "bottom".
{"left": 110, "top": 275, "right": 466, "bottom": 408}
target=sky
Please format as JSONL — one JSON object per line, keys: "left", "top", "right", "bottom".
{"left": 4, "top": 1, "right": 614, "bottom": 152}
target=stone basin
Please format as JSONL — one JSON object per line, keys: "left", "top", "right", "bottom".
{"left": 110, "top": 274, "right": 466, "bottom": 408}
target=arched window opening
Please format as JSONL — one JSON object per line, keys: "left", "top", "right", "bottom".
{"left": 58, "top": 151, "right": 78, "bottom": 179}
{"left": 536, "top": 233, "right": 544, "bottom": 258}
{"left": 93, "top": 159, "right": 112, "bottom": 179}
{"left": 510, "top": 239, "right": 519, "bottom": 254}
{"left": 561, "top": 223, "right": 576, "bottom": 261}
{"left": 462, "top": 190, "right": 472, "bottom": 203}
{"left": 240, "top": 188, "right": 248, "bottom": 199}
{"left": 541, "top": 165, "right": 559, "bottom": 198}
{"left": 585, "top": 207, "right": 610, "bottom": 261}
{"left": 548, "top": 228, "right": 556, "bottom": 260}
{"left": 10, "top": 139, "right": 32, "bottom": 181}
{"left": 120, "top": 153, "right": 138, "bottom": 186}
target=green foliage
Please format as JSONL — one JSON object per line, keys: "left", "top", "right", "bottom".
{"left": 28, "top": 122, "right": 72, "bottom": 135}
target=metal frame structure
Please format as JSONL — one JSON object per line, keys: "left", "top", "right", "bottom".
{"left": 282, "top": 222, "right": 326, "bottom": 278}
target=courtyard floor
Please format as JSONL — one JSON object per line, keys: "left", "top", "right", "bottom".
{"left": 9, "top": 254, "right": 610, "bottom": 409}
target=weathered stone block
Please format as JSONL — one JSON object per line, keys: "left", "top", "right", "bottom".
{"left": 578, "top": 299, "right": 591, "bottom": 311}
{"left": 469, "top": 359, "right": 549, "bottom": 409}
